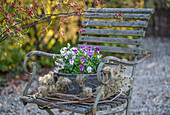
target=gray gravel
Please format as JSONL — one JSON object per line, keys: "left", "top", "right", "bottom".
{"left": 0, "top": 37, "right": 170, "bottom": 115}
{"left": 130, "top": 38, "right": 170, "bottom": 115}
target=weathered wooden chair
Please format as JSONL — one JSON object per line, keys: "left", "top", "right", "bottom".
{"left": 20, "top": 8, "right": 154, "bottom": 115}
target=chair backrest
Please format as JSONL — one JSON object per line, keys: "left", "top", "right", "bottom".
{"left": 78, "top": 8, "right": 154, "bottom": 55}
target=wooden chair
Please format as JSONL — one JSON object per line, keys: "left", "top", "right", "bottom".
{"left": 20, "top": 8, "right": 154, "bottom": 115}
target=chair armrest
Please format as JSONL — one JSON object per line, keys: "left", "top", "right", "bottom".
{"left": 23, "top": 51, "right": 61, "bottom": 74}
{"left": 102, "top": 51, "right": 151, "bottom": 66}
{"left": 96, "top": 51, "right": 151, "bottom": 85}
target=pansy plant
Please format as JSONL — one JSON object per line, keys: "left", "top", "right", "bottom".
{"left": 53, "top": 43, "right": 102, "bottom": 74}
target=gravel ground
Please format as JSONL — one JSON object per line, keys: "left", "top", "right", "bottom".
{"left": 0, "top": 37, "right": 170, "bottom": 115}
{"left": 130, "top": 38, "right": 170, "bottom": 115}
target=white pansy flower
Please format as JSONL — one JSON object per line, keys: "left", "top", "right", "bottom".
{"left": 70, "top": 47, "right": 77, "bottom": 50}
{"left": 64, "top": 55, "right": 68, "bottom": 59}
{"left": 60, "top": 50, "right": 65, "bottom": 55}
{"left": 60, "top": 47, "right": 67, "bottom": 56}
{"left": 59, "top": 59, "right": 63, "bottom": 62}
{"left": 55, "top": 62, "right": 60, "bottom": 66}
{"left": 97, "top": 54, "right": 102, "bottom": 59}
{"left": 69, "top": 59, "right": 74, "bottom": 65}
{"left": 53, "top": 67, "right": 59, "bottom": 73}
{"left": 61, "top": 47, "right": 67, "bottom": 51}
{"left": 71, "top": 51, "right": 76, "bottom": 55}
{"left": 87, "top": 66, "right": 92, "bottom": 73}
{"left": 66, "top": 51, "right": 71, "bottom": 55}
{"left": 72, "top": 55, "right": 76, "bottom": 59}
{"left": 67, "top": 43, "right": 71, "bottom": 48}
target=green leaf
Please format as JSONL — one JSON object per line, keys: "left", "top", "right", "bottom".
{"left": 7, "top": 56, "right": 13, "bottom": 63}
{"left": 0, "top": 65, "right": 8, "bottom": 72}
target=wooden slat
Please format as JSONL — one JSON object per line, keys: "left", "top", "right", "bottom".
{"left": 73, "top": 104, "right": 92, "bottom": 113}
{"left": 97, "top": 98, "right": 127, "bottom": 110}
{"left": 81, "top": 29, "right": 145, "bottom": 37}
{"left": 97, "top": 104, "right": 109, "bottom": 111}
{"left": 79, "top": 36, "right": 142, "bottom": 45}
{"left": 82, "top": 20, "right": 148, "bottom": 28}
{"left": 78, "top": 44, "right": 142, "bottom": 54}
{"left": 87, "top": 8, "right": 155, "bottom": 14}
{"left": 84, "top": 13, "right": 151, "bottom": 20}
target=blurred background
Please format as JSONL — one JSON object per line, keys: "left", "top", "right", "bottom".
{"left": 0, "top": 0, "right": 170, "bottom": 114}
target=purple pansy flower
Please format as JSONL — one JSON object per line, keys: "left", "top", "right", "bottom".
{"left": 69, "top": 59, "right": 74, "bottom": 65}
{"left": 86, "top": 46, "right": 92, "bottom": 51}
{"left": 66, "top": 48, "right": 69, "bottom": 51}
{"left": 87, "top": 51, "right": 93, "bottom": 58}
{"left": 80, "top": 45, "right": 86, "bottom": 49}
{"left": 80, "top": 45, "right": 86, "bottom": 51}
{"left": 61, "top": 63, "right": 65, "bottom": 69}
{"left": 72, "top": 49, "right": 79, "bottom": 55}
{"left": 81, "top": 57, "right": 87, "bottom": 63}
{"left": 53, "top": 67, "right": 59, "bottom": 73}
{"left": 79, "top": 65, "right": 85, "bottom": 71}
{"left": 95, "top": 46, "right": 100, "bottom": 52}
{"left": 64, "top": 54, "right": 68, "bottom": 59}
{"left": 59, "top": 59, "right": 63, "bottom": 62}
{"left": 55, "top": 60, "right": 60, "bottom": 65}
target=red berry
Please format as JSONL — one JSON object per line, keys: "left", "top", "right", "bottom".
{"left": 12, "top": 2, "right": 16, "bottom": 5}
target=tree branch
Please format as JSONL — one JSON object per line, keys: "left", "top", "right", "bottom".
{"left": 0, "top": 12, "right": 82, "bottom": 42}
{"left": 23, "top": 13, "right": 80, "bottom": 29}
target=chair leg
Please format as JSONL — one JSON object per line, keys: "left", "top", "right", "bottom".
{"left": 23, "top": 62, "right": 37, "bottom": 96}
{"left": 126, "top": 60, "right": 137, "bottom": 115}
{"left": 125, "top": 90, "right": 132, "bottom": 115}
{"left": 45, "top": 109, "right": 55, "bottom": 115}
{"left": 93, "top": 85, "right": 105, "bottom": 115}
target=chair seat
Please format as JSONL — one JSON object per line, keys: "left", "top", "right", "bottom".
{"left": 20, "top": 94, "right": 128, "bottom": 114}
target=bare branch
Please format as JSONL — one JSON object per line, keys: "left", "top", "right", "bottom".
{"left": 102, "top": 0, "right": 113, "bottom": 8}
{"left": 0, "top": 11, "right": 83, "bottom": 42}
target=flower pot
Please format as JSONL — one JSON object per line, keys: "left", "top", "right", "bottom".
{"left": 54, "top": 73, "right": 100, "bottom": 95}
